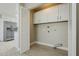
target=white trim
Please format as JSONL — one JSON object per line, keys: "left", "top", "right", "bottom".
{"left": 30, "top": 41, "right": 36, "bottom": 46}
{"left": 71, "top": 3, "right": 76, "bottom": 56}
{"left": 57, "top": 47, "right": 68, "bottom": 51}
{"left": 68, "top": 3, "right": 76, "bottom": 56}
{"left": 31, "top": 41, "right": 68, "bottom": 51}
{"left": 36, "top": 41, "right": 55, "bottom": 47}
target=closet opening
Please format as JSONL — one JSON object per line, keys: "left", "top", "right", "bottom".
{"left": 27, "top": 3, "right": 69, "bottom": 56}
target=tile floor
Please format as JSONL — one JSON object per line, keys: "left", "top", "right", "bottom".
{"left": 22, "top": 44, "right": 68, "bottom": 56}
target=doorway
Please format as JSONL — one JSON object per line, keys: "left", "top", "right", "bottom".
{"left": 24, "top": 3, "right": 69, "bottom": 56}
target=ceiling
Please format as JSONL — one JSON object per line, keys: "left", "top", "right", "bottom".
{"left": 0, "top": 3, "right": 43, "bottom": 18}
{"left": 0, "top": 3, "right": 57, "bottom": 18}
{"left": 25, "top": 3, "right": 44, "bottom": 9}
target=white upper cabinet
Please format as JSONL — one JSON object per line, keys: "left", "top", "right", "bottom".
{"left": 33, "top": 10, "right": 49, "bottom": 24}
{"left": 33, "top": 5, "right": 58, "bottom": 24}
{"left": 33, "top": 4, "right": 69, "bottom": 24}
{"left": 58, "top": 4, "right": 69, "bottom": 21}
{"left": 46, "top": 5, "right": 58, "bottom": 22}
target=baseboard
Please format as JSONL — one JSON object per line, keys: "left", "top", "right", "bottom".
{"left": 30, "top": 41, "right": 36, "bottom": 46}
{"left": 57, "top": 47, "right": 68, "bottom": 51}
{"left": 36, "top": 41, "right": 55, "bottom": 47}
{"left": 35, "top": 41, "right": 68, "bottom": 51}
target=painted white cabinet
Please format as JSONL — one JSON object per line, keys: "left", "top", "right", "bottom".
{"left": 33, "top": 4, "right": 69, "bottom": 24}
{"left": 33, "top": 5, "right": 58, "bottom": 24}
{"left": 46, "top": 5, "right": 58, "bottom": 22}
{"left": 58, "top": 4, "right": 69, "bottom": 21}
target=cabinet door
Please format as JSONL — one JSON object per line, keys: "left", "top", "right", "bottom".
{"left": 59, "top": 4, "right": 69, "bottom": 21}
{"left": 33, "top": 11, "right": 41, "bottom": 24}
{"left": 33, "top": 5, "right": 59, "bottom": 24}
{"left": 46, "top": 5, "right": 58, "bottom": 22}
{"left": 33, "top": 9, "right": 49, "bottom": 24}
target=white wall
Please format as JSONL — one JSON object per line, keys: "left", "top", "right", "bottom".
{"left": 0, "top": 3, "right": 19, "bottom": 51}
{"left": 35, "top": 22, "right": 68, "bottom": 50}
{"left": 19, "top": 4, "right": 30, "bottom": 53}
{"left": 0, "top": 3, "right": 17, "bottom": 41}
{"left": 0, "top": 17, "right": 3, "bottom": 42}
{"left": 0, "top": 3, "right": 17, "bottom": 18}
